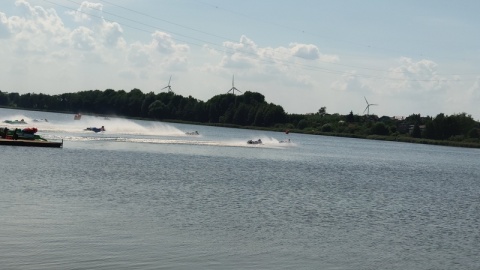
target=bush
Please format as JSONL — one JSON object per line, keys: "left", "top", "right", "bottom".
{"left": 468, "top": 128, "right": 480, "bottom": 138}
{"left": 321, "top": 124, "right": 333, "bottom": 132}
{"left": 297, "top": 119, "right": 308, "bottom": 130}
{"left": 449, "top": 135, "right": 465, "bottom": 141}
{"left": 371, "top": 122, "right": 389, "bottom": 135}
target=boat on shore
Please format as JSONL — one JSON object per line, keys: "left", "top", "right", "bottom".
{"left": 0, "top": 127, "right": 63, "bottom": 148}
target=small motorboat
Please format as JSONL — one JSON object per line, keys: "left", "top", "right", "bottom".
{"left": 2, "top": 127, "right": 41, "bottom": 140}
{"left": 22, "top": 127, "right": 38, "bottom": 134}
{"left": 3, "top": 119, "right": 27, "bottom": 124}
{"left": 0, "top": 127, "right": 62, "bottom": 148}
{"left": 85, "top": 126, "right": 105, "bottom": 133}
{"left": 185, "top": 131, "right": 199, "bottom": 135}
{"left": 247, "top": 139, "right": 262, "bottom": 144}
{"left": 33, "top": 118, "right": 48, "bottom": 122}
{"left": 74, "top": 114, "right": 82, "bottom": 120}
{"left": 279, "top": 139, "right": 291, "bottom": 143}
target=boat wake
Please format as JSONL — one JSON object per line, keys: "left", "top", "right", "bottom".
{"left": 61, "top": 135, "right": 294, "bottom": 149}
{"left": 1, "top": 113, "right": 295, "bottom": 149}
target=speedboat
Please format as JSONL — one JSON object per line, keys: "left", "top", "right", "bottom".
{"left": 33, "top": 118, "right": 48, "bottom": 122}
{"left": 0, "top": 127, "right": 62, "bottom": 148}
{"left": 247, "top": 139, "right": 262, "bottom": 144}
{"left": 2, "top": 127, "right": 42, "bottom": 140}
{"left": 74, "top": 114, "right": 82, "bottom": 120}
{"left": 185, "top": 131, "right": 199, "bottom": 135}
{"left": 279, "top": 139, "right": 291, "bottom": 143}
{"left": 85, "top": 126, "right": 105, "bottom": 133}
{"left": 3, "top": 119, "right": 27, "bottom": 124}
{"left": 1, "top": 127, "right": 38, "bottom": 139}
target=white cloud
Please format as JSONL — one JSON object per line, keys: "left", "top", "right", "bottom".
{"left": 289, "top": 43, "right": 339, "bottom": 63}
{"left": 331, "top": 71, "right": 365, "bottom": 92}
{"left": 66, "top": 1, "right": 124, "bottom": 49}
{"left": 67, "top": 1, "right": 104, "bottom": 24}
{"left": 0, "top": 1, "right": 184, "bottom": 95}
{"left": 102, "top": 21, "right": 124, "bottom": 48}
{"left": 0, "top": 1, "right": 69, "bottom": 55}
{"left": 220, "top": 35, "right": 258, "bottom": 69}
{"left": 383, "top": 57, "right": 446, "bottom": 94}
{"left": 70, "top": 26, "right": 96, "bottom": 51}
{"left": 446, "top": 76, "right": 480, "bottom": 116}
{"left": 125, "top": 31, "right": 190, "bottom": 71}
{"left": 290, "top": 43, "right": 319, "bottom": 60}
{"left": 468, "top": 77, "right": 480, "bottom": 99}
{"left": 220, "top": 36, "right": 339, "bottom": 70}
{"left": 0, "top": 12, "right": 14, "bottom": 39}
{"left": 127, "top": 42, "right": 152, "bottom": 67}
{"left": 15, "top": 0, "right": 66, "bottom": 35}
{"left": 0, "top": 0, "right": 479, "bottom": 119}
{"left": 213, "top": 35, "right": 339, "bottom": 93}
{"left": 151, "top": 31, "right": 189, "bottom": 55}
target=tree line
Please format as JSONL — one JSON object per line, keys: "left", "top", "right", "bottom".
{"left": 0, "top": 89, "right": 286, "bottom": 127}
{"left": 1, "top": 89, "right": 479, "bottom": 145}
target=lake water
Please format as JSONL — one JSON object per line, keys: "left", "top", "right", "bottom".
{"left": 1, "top": 108, "right": 479, "bottom": 270}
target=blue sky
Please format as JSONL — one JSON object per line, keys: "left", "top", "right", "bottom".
{"left": 1, "top": 0, "right": 479, "bottom": 119}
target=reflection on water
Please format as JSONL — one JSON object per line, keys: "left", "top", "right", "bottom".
{"left": 1, "top": 108, "right": 480, "bottom": 270}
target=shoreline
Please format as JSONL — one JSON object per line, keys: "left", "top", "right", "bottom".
{"left": 2, "top": 106, "right": 479, "bottom": 149}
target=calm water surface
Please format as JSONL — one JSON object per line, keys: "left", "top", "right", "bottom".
{"left": 1, "top": 108, "right": 479, "bottom": 269}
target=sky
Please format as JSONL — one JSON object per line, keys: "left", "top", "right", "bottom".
{"left": 1, "top": 0, "right": 479, "bottom": 120}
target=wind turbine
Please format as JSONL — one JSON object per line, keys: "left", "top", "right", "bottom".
{"left": 227, "top": 75, "right": 242, "bottom": 95}
{"left": 162, "top": 76, "right": 173, "bottom": 92}
{"left": 363, "top": 96, "right": 378, "bottom": 115}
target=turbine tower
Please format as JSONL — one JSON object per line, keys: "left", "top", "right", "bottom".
{"left": 227, "top": 75, "right": 242, "bottom": 95}
{"left": 363, "top": 96, "right": 378, "bottom": 115}
{"left": 162, "top": 75, "right": 173, "bottom": 92}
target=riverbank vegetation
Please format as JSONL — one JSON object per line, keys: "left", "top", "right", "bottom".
{"left": 1, "top": 89, "right": 479, "bottom": 148}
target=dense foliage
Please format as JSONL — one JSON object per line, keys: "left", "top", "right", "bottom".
{"left": 0, "top": 89, "right": 286, "bottom": 128}
{"left": 1, "top": 89, "right": 479, "bottom": 146}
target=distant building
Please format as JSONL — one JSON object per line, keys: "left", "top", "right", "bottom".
{"left": 408, "top": 125, "right": 426, "bottom": 134}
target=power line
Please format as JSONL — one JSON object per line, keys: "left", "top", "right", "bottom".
{"left": 41, "top": 0, "right": 478, "bottom": 82}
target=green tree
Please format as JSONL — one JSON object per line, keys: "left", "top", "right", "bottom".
{"left": 148, "top": 100, "right": 168, "bottom": 119}
{"left": 233, "top": 103, "right": 249, "bottom": 125}
{"left": 321, "top": 123, "right": 332, "bottom": 132}
{"left": 346, "top": 111, "right": 354, "bottom": 123}
{"left": 318, "top": 106, "right": 326, "bottom": 117}
{"left": 297, "top": 119, "right": 308, "bottom": 130}
{"left": 468, "top": 128, "right": 479, "bottom": 138}
{"left": 411, "top": 123, "right": 421, "bottom": 138}
{"left": 371, "top": 122, "right": 389, "bottom": 135}
{"left": 0, "top": 91, "right": 9, "bottom": 106}
{"left": 141, "top": 92, "right": 156, "bottom": 117}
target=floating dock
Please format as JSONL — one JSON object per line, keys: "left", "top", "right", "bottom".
{"left": 0, "top": 138, "right": 63, "bottom": 148}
